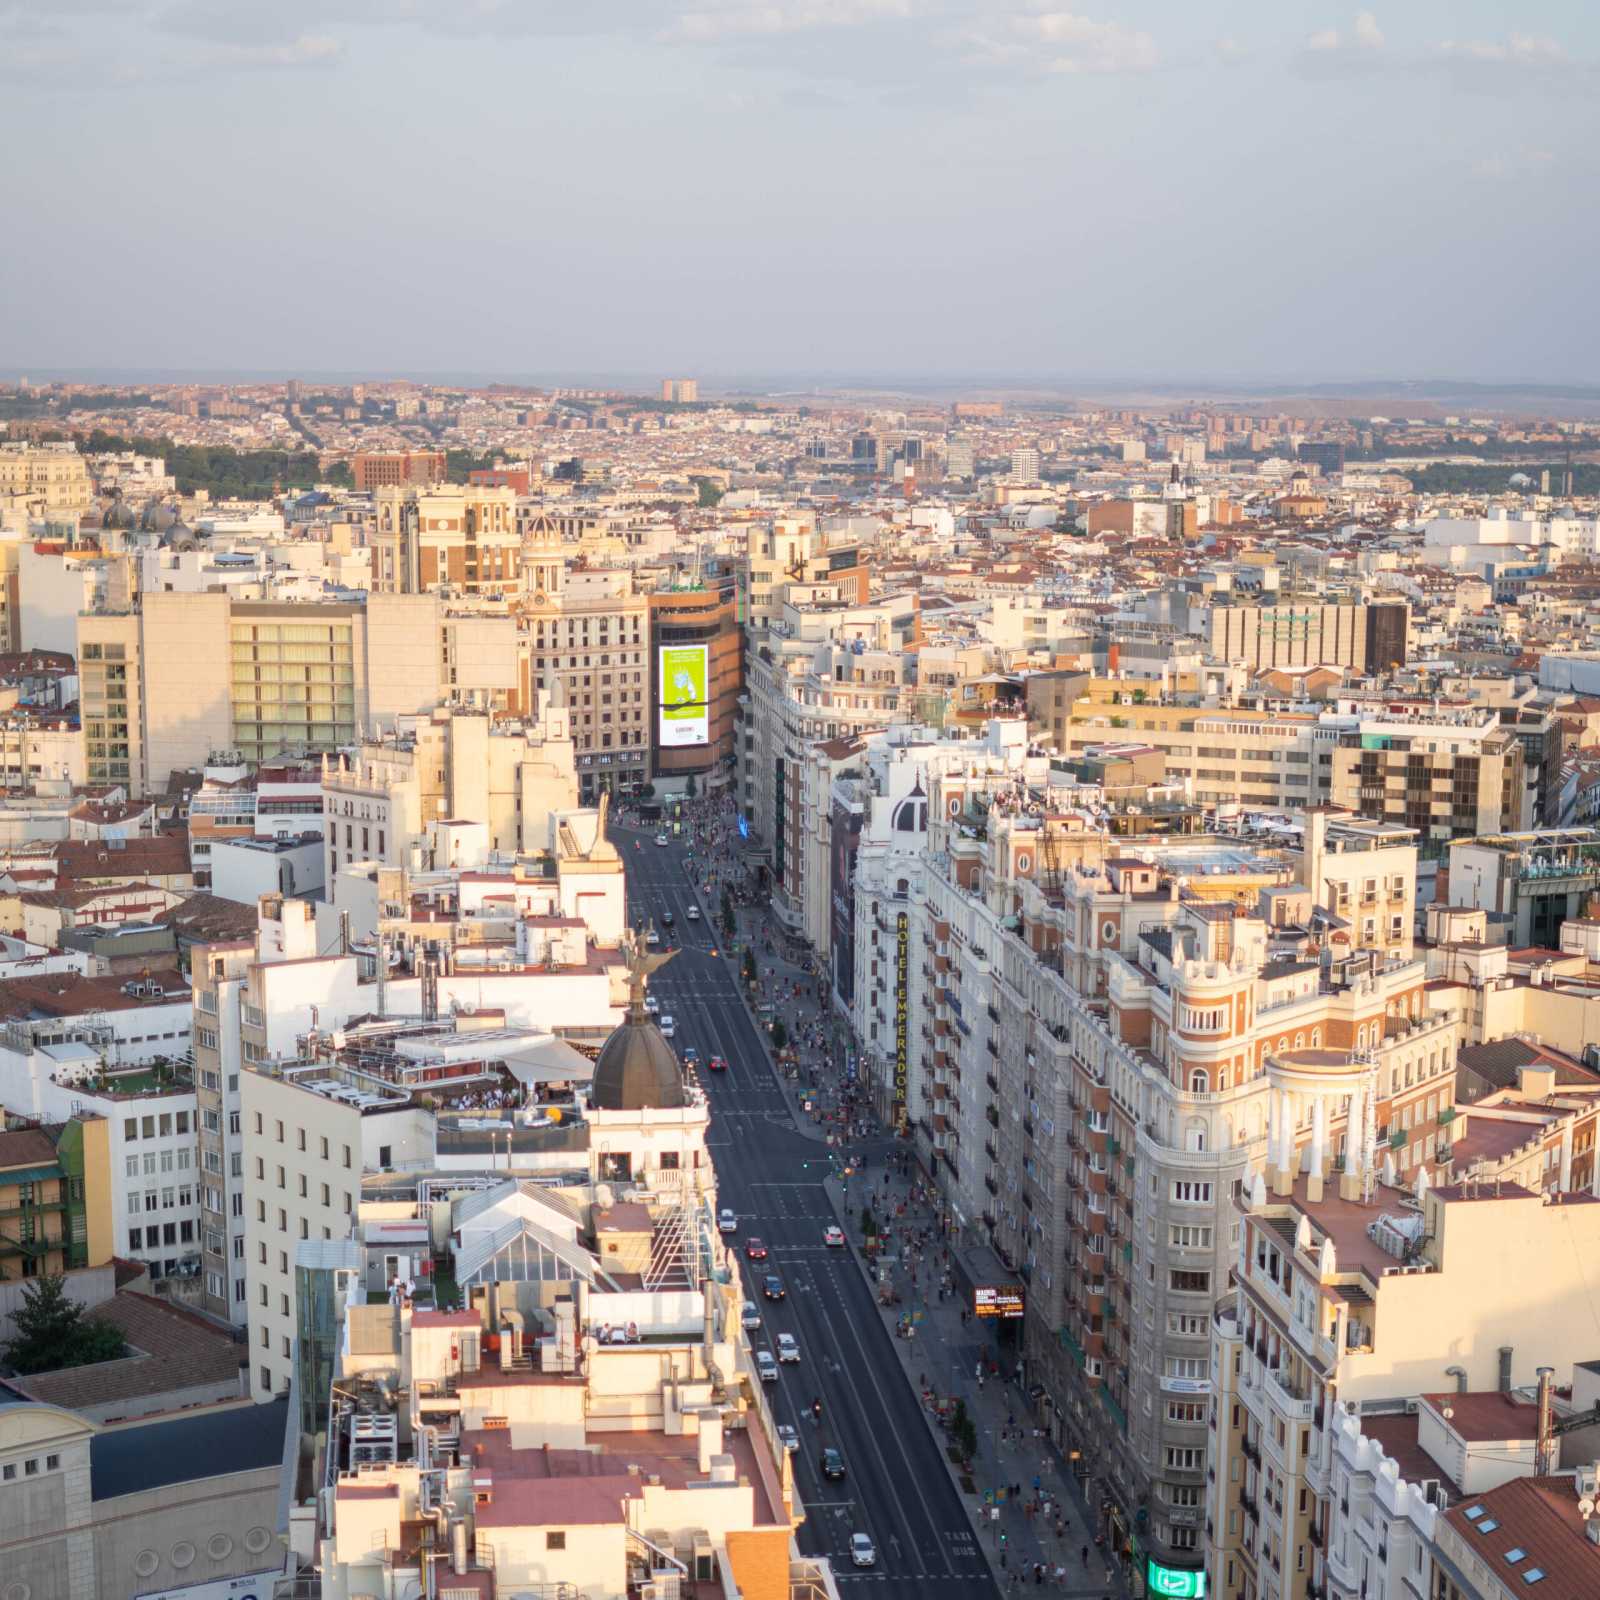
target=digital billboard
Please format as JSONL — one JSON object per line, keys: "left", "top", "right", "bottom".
{"left": 1146, "top": 1560, "right": 1207, "bottom": 1598}
{"left": 658, "top": 644, "right": 709, "bottom": 747}
{"left": 974, "top": 1284, "right": 1025, "bottom": 1319}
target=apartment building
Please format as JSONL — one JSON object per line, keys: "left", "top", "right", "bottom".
{"left": 855, "top": 785, "right": 1454, "bottom": 1582}
{"left": 78, "top": 591, "right": 520, "bottom": 792}
{"left": 1448, "top": 828, "right": 1600, "bottom": 950}
{"left": 521, "top": 566, "right": 651, "bottom": 801}
{"left": 0, "top": 1020, "right": 199, "bottom": 1284}
{"left": 0, "top": 1115, "right": 113, "bottom": 1280}
{"left": 1328, "top": 712, "right": 1528, "bottom": 844}
{"left": 1207, "top": 1179, "right": 1600, "bottom": 1600}
{"left": 320, "top": 701, "right": 578, "bottom": 875}
{"left": 351, "top": 450, "right": 445, "bottom": 493}
{"left": 371, "top": 482, "right": 522, "bottom": 597}
{"left": 1164, "top": 595, "right": 1410, "bottom": 675}
{"left": 241, "top": 1059, "right": 431, "bottom": 1398}
{"left": 0, "top": 441, "right": 93, "bottom": 518}
{"left": 743, "top": 593, "right": 920, "bottom": 941}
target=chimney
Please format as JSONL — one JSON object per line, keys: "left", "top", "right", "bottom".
{"left": 697, "top": 1409, "right": 723, "bottom": 1474}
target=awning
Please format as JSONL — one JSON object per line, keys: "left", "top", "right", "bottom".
{"left": 500, "top": 1036, "right": 596, "bottom": 1085}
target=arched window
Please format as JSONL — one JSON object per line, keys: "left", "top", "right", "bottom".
{"left": 1294, "top": 1033, "right": 1304, "bottom": 1050}
{"left": 1311, "top": 1028, "right": 1321, "bottom": 1048}
{"left": 1217, "top": 1071, "right": 1229, "bottom": 1093}
{"left": 1190, "top": 1068, "right": 1209, "bottom": 1094}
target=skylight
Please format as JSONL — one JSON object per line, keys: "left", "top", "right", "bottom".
{"left": 1464, "top": 1506, "right": 1485, "bottom": 1520}
{"left": 1522, "top": 1569, "right": 1545, "bottom": 1585}
{"left": 1504, "top": 1549, "right": 1526, "bottom": 1563}
{"left": 1478, "top": 1520, "right": 1500, "bottom": 1533}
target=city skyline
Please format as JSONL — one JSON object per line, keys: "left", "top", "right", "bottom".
{"left": 3, "top": 0, "right": 1597, "bottom": 381}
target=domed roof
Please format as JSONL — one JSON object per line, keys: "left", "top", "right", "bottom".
{"left": 589, "top": 936, "right": 685, "bottom": 1112}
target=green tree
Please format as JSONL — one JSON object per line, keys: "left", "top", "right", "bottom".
{"left": 3, "top": 1273, "right": 127, "bottom": 1375}
{"left": 951, "top": 1399, "right": 978, "bottom": 1464}
{"left": 771, "top": 1019, "right": 788, "bottom": 1052}
{"left": 693, "top": 477, "right": 725, "bottom": 508}
{"left": 860, "top": 1206, "right": 878, "bottom": 1239}
{"left": 685, "top": 774, "right": 697, "bottom": 800}
{"left": 721, "top": 887, "right": 736, "bottom": 941}
{"left": 742, "top": 948, "right": 758, "bottom": 985}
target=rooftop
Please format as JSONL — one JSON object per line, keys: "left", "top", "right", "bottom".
{"left": 91, "top": 1395, "right": 289, "bottom": 1500}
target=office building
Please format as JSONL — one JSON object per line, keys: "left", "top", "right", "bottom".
{"left": 351, "top": 450, "right": 446, "bottom": 493}
{"left": 371, "top": 482, "right": 522, "bottom": 597}
{"left": 660, "top": 377, "right": 699, "bottom": 403}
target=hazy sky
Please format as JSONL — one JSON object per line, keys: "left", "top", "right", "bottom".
{"left": 2, "top": 1, "right": 1595, "bottom": 385}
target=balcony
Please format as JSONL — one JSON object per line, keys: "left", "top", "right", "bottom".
{"left": 1242, "top": 1435, "right": 1261, "bottom": 1465}
{"left": 1265, "top": 1367, "right": 1314, "bottom": 1423}
{"left": 986, "top": 1072, "right": 998, "bottom": 1093}
{"left": 986, "top": 1105, "right": 999, "bottom": 1128}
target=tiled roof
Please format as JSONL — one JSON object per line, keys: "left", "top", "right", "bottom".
{"left": 3, "top": 1290, "right": 242, "bottom": 1413}
{"left": 1444, "top": 1475, "right": 1600, "bottom": 1600}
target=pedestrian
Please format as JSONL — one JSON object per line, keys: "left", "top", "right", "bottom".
{"left": 1081, "top": 1547, "right": 1089, "bottom": 1568}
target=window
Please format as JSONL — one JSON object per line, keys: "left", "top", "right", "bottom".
{"left": 1170, "top": 1225, "right": 1213, "bottom": 1250}
{"left": 1165, "top": 1447, "right": 1202, "bottom": 1471}
{"left": 546, "top": 1533, "right": 567, "bottom": 1551}
{"left": 1172, "top": 1181, "right": 1212, "bottom": 1204}
{"left": 1169, "top": 1269, "right": 1211, "bottom": 1294}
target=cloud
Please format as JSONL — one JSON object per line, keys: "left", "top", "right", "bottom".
{"left": 199, "top": 30, "right": 343, "bottom": 67}
{"left": 1025, "top": 12, "right": 1156, "bottom": 74}
{"left": 1471, "top": 148, "right": 1555, "bottom": 180}
{"left": 1295, "top": 9, "right": 1385, "bottom": 77}
{"left": 666, "top": 0, "right": 911, "bottom": 43}
{"left": 1439, "top": 34, "right": 1570, "bottom": 68}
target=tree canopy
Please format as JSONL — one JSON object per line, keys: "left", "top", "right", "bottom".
{"left": 2, "top": 1273, "right": 127, "bottom": 1375}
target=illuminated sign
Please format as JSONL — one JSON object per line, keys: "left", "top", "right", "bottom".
{"left": 894, "top": 911, "right": 909, "bottom": 1131}
{"left": 1146, "top": 1560, "right": 1207, "bottom": 1598}
{"left": 974, "top": 1284, "right": 1024, "bottom": 1319}
{"left": 658, "top": 644, "right": 709, "bottom": 747}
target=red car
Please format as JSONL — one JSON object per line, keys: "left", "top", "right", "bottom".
{"left": 708, "top": 1054, "right": 727, "bottom": 1071}
{"left": 745, "top": 1237, "right": 768, "bottom": 1260}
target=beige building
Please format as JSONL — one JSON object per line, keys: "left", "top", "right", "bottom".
{"left": 77, "top": 592, "right": 522, "bottom": 793}
{"left": 241, "top": 1059, "right": 432, "bottom": 1400}
{"left": 371, "top": 482, "right": 522, "bottom": 597}
{"left": 0, "top": 442, "right": 93, "bottom": 519}
{"left": 0, "top": 1396, "right": 287, "bottom": 1600}
{"left": 320, "top": 700, "right": 578, "bottom": 873}
{"left": 520, "top": 564, "right": 652, "bottom": 802}
{"left": 1208, "top": 1178, "right": 1600, "bottom": 1600}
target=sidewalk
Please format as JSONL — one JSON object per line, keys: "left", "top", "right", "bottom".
{"left": 823, "top": 1165, "right": 1130, "bottom": 1600}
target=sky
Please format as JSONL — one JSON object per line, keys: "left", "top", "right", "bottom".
{"left": 1, "top": 0, "right": 1596, "bottom": 387}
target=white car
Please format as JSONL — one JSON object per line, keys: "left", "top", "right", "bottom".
{"left": 645, "top": 926, "right": 660, "bottom": 947}
{"left": 823, "top": 1225, "right": 845, "bottom": 1248}
{"left": 643, "top": 994, "right": 660, "bottom": 1014}
{"left": 686, "top": 904, "right": 701, "bottom": 921}
{"left": 742, "top": 1300, "right": 761, "bottom": 1330}
{"left": 777, "top": 1423, "right": 799, "bottom": 1454}
{"left": 659, "top": 1014, "right": 676, "bottom": 1037}
{"left": 756, "top": 1349, "right": 778, "bottom": 1383}
{"left": 776, "top": 1332, "right": 800, "bottom": 1363}
{"left": 851, "top": 1533, "right": 876, "bottom": 1569}
{"left": 655, "top": 833, "right": 670, "bottom": 847}
{"left": 718, "top": 1209, "right": 738, "bottom": 1234}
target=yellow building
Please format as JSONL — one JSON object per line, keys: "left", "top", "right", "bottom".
{"left": 0, "top": 442, "right": 93, "bottom": 519}
{"left": 0, "top": 1114, "right": 112, "bottom": 1278}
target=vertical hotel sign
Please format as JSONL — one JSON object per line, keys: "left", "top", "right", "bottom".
{"left": 894, "top": 911, "right": 909, "bottom": 1130}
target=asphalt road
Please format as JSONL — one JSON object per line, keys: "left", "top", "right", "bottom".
{"left": 622, "top": 827, "right": 998, "bottom": 1599}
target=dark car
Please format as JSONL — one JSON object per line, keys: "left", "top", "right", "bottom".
{"left": 820, "top": 1447, "right": 846, "bottom": 1481}
{"left": 763, "top": 1273, "right": 785, "bottom": 1301}
{"left": 661, "top": 910, "right": 675, "bottom": 927}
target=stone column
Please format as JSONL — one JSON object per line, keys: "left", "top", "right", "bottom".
{"left": 1308, "top": 1094, "right": 1329, "bottom": 1202}
{"left": 1341, "top": 1082, "right": 1365, "bottom": 1201}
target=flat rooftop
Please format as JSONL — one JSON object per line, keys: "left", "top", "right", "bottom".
{"left": 91, "top": 1396, "right": 289, "bottom": 1500}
